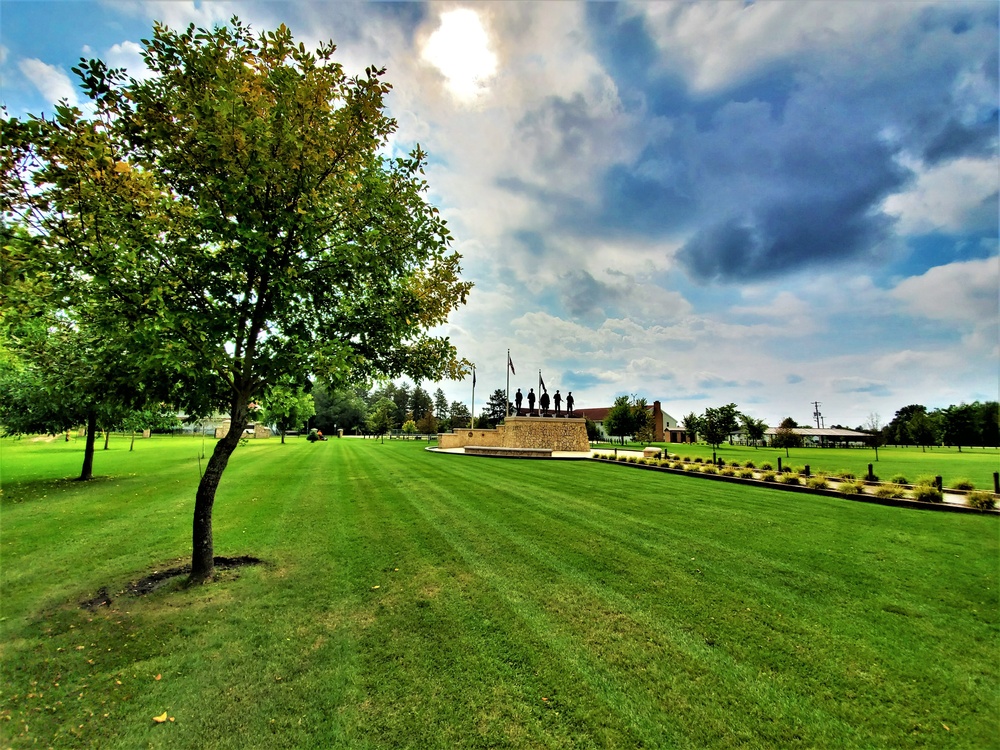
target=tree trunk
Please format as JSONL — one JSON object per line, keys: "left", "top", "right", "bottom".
{"left": 130, "top": 430, "right": 136, "bottom": 451}
{"left": 189, "top": 411, "right": 248, "bottom": 583}
{"left": 79, "top": 411, "right": 98, "bottom": 480}
{"left": 104, "top": 429, "right": 110, "bottom": 450}
{"left": 280, "top": 429, "right": 285, "bottom": 444}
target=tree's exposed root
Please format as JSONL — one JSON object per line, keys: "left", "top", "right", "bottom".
{"left": 80, "top": 556, "right": 264, "bottom": 608}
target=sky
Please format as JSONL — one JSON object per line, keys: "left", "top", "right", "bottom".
{"left": 2, "top": 0, "right": 997, "bottom": 428}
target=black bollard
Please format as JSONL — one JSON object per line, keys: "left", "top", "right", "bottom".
{"left": 804, "top": 465, "right": 810, "bottom": 477}
{"left": 936, "top": 476, "right": 943, "bottom": 493}
{"left": 994, "top": 472, "right": 999, "bottom": 495}
{"left": 867, "top": 463, "right": 874, "bottom": 481}
{"left": 778, "top": 457, "right": 783, "bottom": 472}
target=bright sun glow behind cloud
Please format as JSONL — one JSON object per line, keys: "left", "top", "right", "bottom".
{"left": 421, "top": 8, "right": 497, "bottom": 102}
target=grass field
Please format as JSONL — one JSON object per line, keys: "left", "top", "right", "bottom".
{"left": 594, "top": 441, "right": 1000, "bottom": 490}
{"left": 2, "top": 435, "right": 998, "bottom": 749}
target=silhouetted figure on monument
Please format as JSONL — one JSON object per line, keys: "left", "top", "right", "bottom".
{"left": 527, "top": 388, "right": 536, "bottom": 414}
{"left": 515, "top": 388, "right": 523, "bottom": 415}
{"left": 554, "top": 390, "right": 562, "bottom": 415}
{"left": 540, "top": 390, "right": 550, "bottom": 415}
{"left": 566, "top": 392, "right": 574, "bottom": 415}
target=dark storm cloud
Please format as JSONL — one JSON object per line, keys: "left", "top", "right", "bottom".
{"left": 923, "top": 111, "right": 1000, "bottom": 165}
{"left": 564, "top": 2, "right": 999, "bottom": 283}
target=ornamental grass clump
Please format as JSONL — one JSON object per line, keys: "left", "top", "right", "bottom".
{"left": 779, "top": 474, "right": 801, "bottom": 486}
{"left": 761, "top": 470, "right": 777, "bottom": 482}
{"left": 739, "top": 468, "right": 755, "bottom": 479}
{"left": 720, "top": 467, "right": 736, "bottom": 477}
{"left": 890, "top": 474, "right": 909, "bottom": 485}
{"left": 627, "top": 455, "right": 639, "bottom": 464}
{"left": 911, "top": 484, "right": 943, "bottom": 503}
{"left": 617, "top": 454, "right": 628, "bottom": 462}
{"left": 838, "top": 471, "right": 856, "bottom": 480}
{"left": 693, "top": 457, "right": 704, "bottom": 464}
{"left": 874, "top": 483, "right": 907, "bottom": 499}
{"left": 744, "top": 460, "right": 755, "bottom": 469}
{"left": 839, "top": 480, "right": 865, "bottom": 495}
{"left": 700, "top": 465, "right": 718, "bottom": 475}
{"left": 760, "top": 462, "right": 774, "bottom": 471}
{"left": 951, "top": 478, "right": 976, "bottom": 491}
{"left": 968, "top": 491, "right": 996, "bottom": 510}
{"left": 807, "top": 476, "right": 829, "bottom": 489}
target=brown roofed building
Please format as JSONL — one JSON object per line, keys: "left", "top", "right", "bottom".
{"left": 575, "top": 400, "right": 689, "bottom": 442}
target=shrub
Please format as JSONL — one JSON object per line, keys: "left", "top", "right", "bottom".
{"left": 739, "top": 468, "right": 755, "bottom": 479}
{"left": 915, "top": 475, "right": 937, "bottom": 487}
{"left": 760, "top": 462, "right": 774, "bottom": 471}
{"left": 968, "top": 491, "right": 996, "bottom": 510}
{"left": 912, "top": 484, "right": 943, "bottom": 503}
{"left": 793, "top": 465, "right": 807, "bottom": 475}
{"left": 807, "top": 476, "right": 829, "bottom": 489}
{"left": 889, "top": 474, "right": 909, "bottom": 485}
{"left": 730, "top": 460, "right": 741, "bottom": 467}
{"left": 627, "top": 455, "right": 639, "bottom": 464}
{"left": 761, "top": 471, "right": 776, "bottom": 482}
{"left": 720, "top": 467, "right": 736, "bottom": 477}
{"left": 669, "top": 453, "right": 680, "bottom": 461}
{"left": 684, "top": 463, "right": 698, "bottom": 472}
{"left": 838, "top": 471, "right": 856, "bottom": 480}
{"left": 840, "top": 480, "right": 864, "bottom": 495}
{"left": 951, "top": 478, "right": 975, "bottom": 491}
{"left": 592, "top": 452, "right": 600, "bottom": 459}
{"left": 779, "top": 474, "right": 801, "bottom": 486}
{"left": 306, "top": 429, "right": 320, "bottom": 443}
{"left": 700, "top": 465, "right": 718, "bottom": 475}
{"left": 693, "top": 457, "right": 704, "bottom": 463}
{"left": 744, "top": 460, "right": 755, "bottom": 469}
{"left": 682, "top": 456, "right": 691, "bottom": 462}
{"left": 874, "top": 483, "right": 906, "bottom": 499}
{"left": 616, "top": 454, "right": 628, "bottom": 462}
{"left": 672, "top": 461, "right": 685, "bottom": 470}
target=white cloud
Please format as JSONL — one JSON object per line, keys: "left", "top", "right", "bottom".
{"left": 421, "top": 8, "right": 498, "bottom": 102}
{"left": 17, "top": 58, "right": 79, "bottom": 107}
{"left": 883, "top": 156, "right": 999, "bottom": 235}
{"left": 890, "top": 256, "right": 999, "bottom": 324}
{"left": 634, "top": 1, "right": 938, "bottom": 92}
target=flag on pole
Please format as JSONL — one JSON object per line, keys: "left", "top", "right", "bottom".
{"left": 539, "top": 372, "right": 546, "bottom": 393}
{"left": 472, "top": 367, "right": 476, "bottom": 387}
{"left": 508, "top": 355, "right": 515, "bottom": 375}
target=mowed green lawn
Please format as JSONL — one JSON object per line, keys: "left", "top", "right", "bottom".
{"left": 1, "top": 436, "right": 997, "bottom": 749}
{"left": 598, "top": 442, "right": 1000, "bottom": 490}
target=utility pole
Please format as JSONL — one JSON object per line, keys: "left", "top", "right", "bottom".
{"left": 812, "top": 401, "right": 823, "bottom": 429}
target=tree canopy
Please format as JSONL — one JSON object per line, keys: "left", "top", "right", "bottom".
{"left": 1, "top": 19, "right": 470, "bottom": 581}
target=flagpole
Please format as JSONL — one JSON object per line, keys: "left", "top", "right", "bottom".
{"left": 471, "top": 365, "right": 476, "bottom": 429}
{"left": 505, "top": 349, "right": 510, "bottom": 418}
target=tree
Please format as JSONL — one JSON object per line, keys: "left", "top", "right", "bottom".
{"left": 603, "top": 396, "right": 634, "bottom": 445}
{"left": 741, "top": 414, "right": 768, "bottom": 448}
{"left": 410, "top": 386, "right": 433, "bottom": 424}
{"left": 415, "top": 409, "right": 437, "bottom": 435}
{"left": 312, "top": 384, "right": 367, "bottom": 434}
{"left": 584, "top": 418, "right": 601, "bottom": 442}
{"left": 771, "top": 417, "right": 803, "bottom": 457}
{"left": 449, "top": 401, "right": 471, "bottom": 429}
{"left": 402, "top": 419, "right": 417, "bottom": 435}
{"left": 2, "top": 20, "right": 471, "bottom": 581}
{"left": 699, "top": 403, "right": 741, "bottom": 459}
{"left": 888, "top": 404, "right": 926, "bottom": 445}
{"left": 0, "top": 310, "right": 153, "bottom": 479}
{"left": 906, "top": 410, "right": 936, "bottom": 452}
{"left": 433, "top": 388, "right": 449, "bottom": 423}
{"left": 863, "top": 413, "right": 885, "bottom": 461}
{"left": 367, "top": 398, "right": 397, "bottom": 442}
{"left": 632, "top": 398, "right": 656, "bottom": 444}
{"left": 682, "top": 412, "right": 700, "bottom": 442}
{"left": 939, "top": 403, "right": 977, "bottom": 451}
{"left": 261, "top": 383, "right": 316, "bottom": 443}
{"left": 392, "top": 382, "right": 412, "bottom": 429}
{"left": 481, "top": 388, "right": 510, "bottom": 428}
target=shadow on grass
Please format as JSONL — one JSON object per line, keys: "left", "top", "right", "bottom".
{"left": 1, "top": 474, "right": 121, "bottom": 504}
{"left": 81, "top": 555, "right": 265, "bottom": 610}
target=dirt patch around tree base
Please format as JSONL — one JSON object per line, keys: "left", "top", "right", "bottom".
{"left": 81, "top": 555, "right": 264, "bottom": 609}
